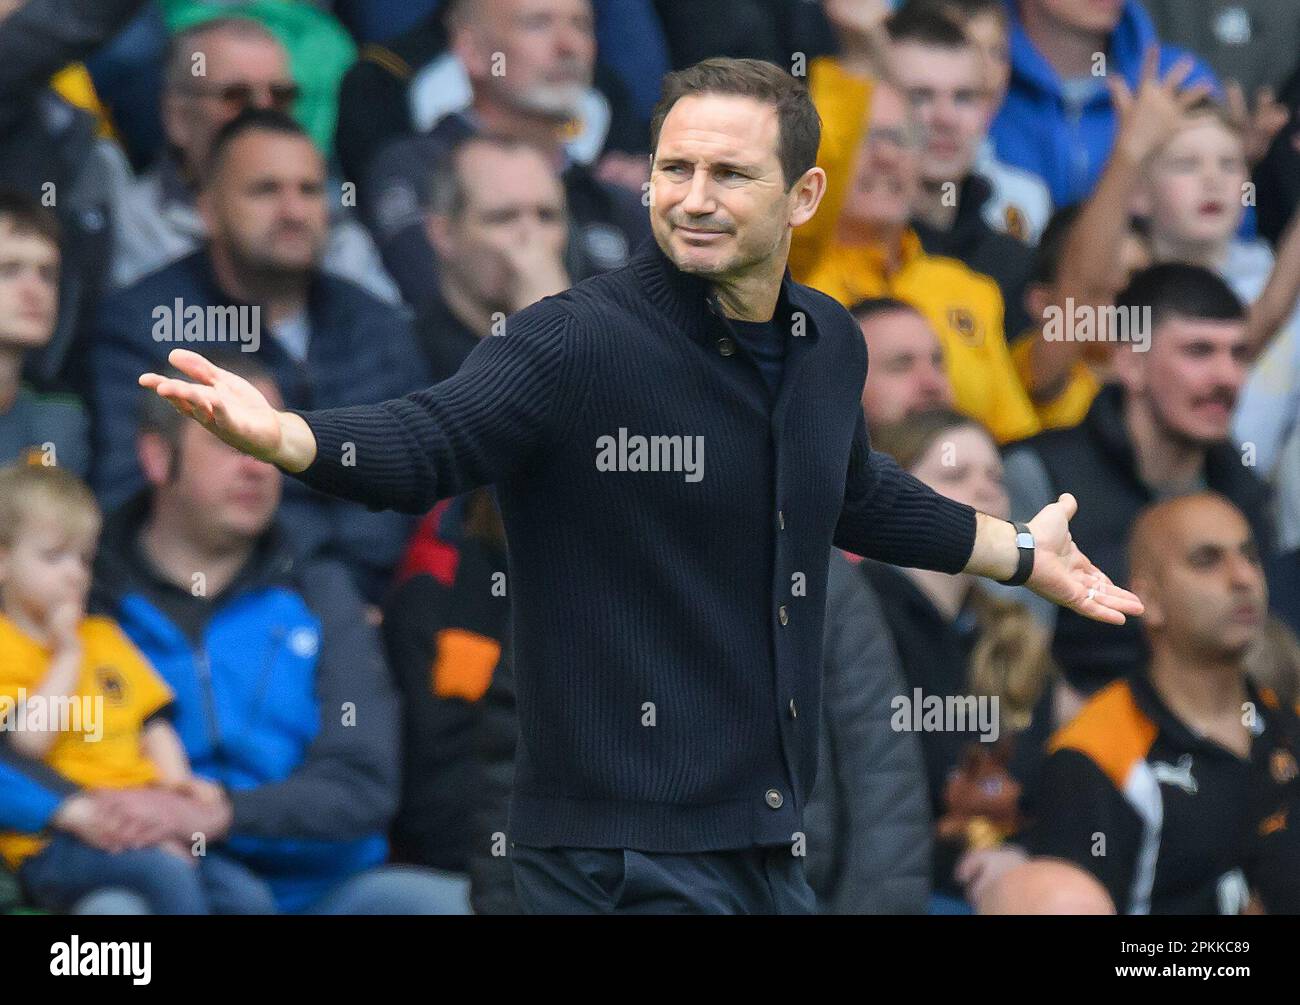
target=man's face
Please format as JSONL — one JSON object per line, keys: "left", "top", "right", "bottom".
{"left": 910, "top": 423, "right": 1010, "bottom": 518}
{"left": 1141, "top": 117, "right": 1247, "bottom": 249}
{"left": 1026, "top": 0, "right": 1125, "bottom": 34}
{"left": 428, "top": 143, "right": 568, "bottom": 311}
{"left": 202, "top": 131, "right": 328, "bottom": 279}
{"left": 889, "top": 41, "right": 988, "bottom": 184}
{"left": 0, "top": 221, "right": 59, "bottom": 350}
{"left": 859, "top": 308, "right": 953, "bottom": 424}
{"left": 1125, "top": 315, "right": 1249, "bottom": 445}
{"left": 960, "top": 10, "right": 1011, "bottom": 114}
{"left": 1139, "top": 499, "right": 1266, "bottom": 660}
{"left": 167, "top": 377, "right": 283, "bottom": 547}
{"left": 0, "top": 515, "right": 97, "bottom": 628}
{"left": 458, "top": 0, "right": 596, "bottom": 120}
{"left": 842, "top": 84, "right": 923, "bottom": 232}
{"left": 650, "top": 93, "right": 801, "bottom": 280}
{"left": 165, "top": 31, "right": 296, "bottom": 177}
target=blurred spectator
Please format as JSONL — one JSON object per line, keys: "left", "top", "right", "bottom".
{"left": 93, "top": 109, "right": 428, "bottom": 602}
{"left": 1003, "top": 264, "right": 1273, "bottom": 693}
{"left": 418, "top": 134, "right": 571, "bottom": 380}
{"left": 990, "top": 0, "right": 1218, "bottom": 207}
{"left": 83, "top": 3, "right": 170, "bottom": 171}
{"left": 926, "top": 0, "right": 1053, "bottom": 243}
{"left": 852, "top": 297, "right": 954, "bottom": 426}
{"left": 1253, "top": 58, "right": 1300, "bottom": 246}
{"left": 864, "top": 408, "right": 1057, "bottom": 909}
{"left": 792, "top": 74, "right": 1039, "bottom": 443}
{"left": 653, "top": 0, "right": 834, "bottom": 73}
{"left": 886, "top": 6, "right": 1035, "bottom": 337}
{"left": 350, "top": 0, "right": 651, "bottom": 312}
{"left": 1245, "top": 615, "right": 1300, "bottom": 709}
{"left": 975, "top": 857, "right": 1115, "bottom": 913}
{"left": 1024, "top": 492, "right": 1300, "bottom": 914}
{"left": 804, "top": 550, "right": 933, "bottom": 914}
{"left": 1009, "top": 205, "right": 1150, "bottom": 431}
{"left": 1145, "top": 0, "right": 1300, "bottom": 96}
{"left": 0, "top": 463, "right": 274, "bottom": 914}
{"left": 0, "top": 190, "right": 88, "bottom": 476}
{"left": 0, "top": 0, "right": 140, "bottom": 393}
{"left": 4, "top": 353, "right": 468, "bottom": 914}
{"left": 111, "top": 16, "right": 398, "bottom": 302}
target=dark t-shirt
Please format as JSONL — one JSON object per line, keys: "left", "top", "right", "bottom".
{"left": 727, "top": 317, "right": 786, "bottom": 397}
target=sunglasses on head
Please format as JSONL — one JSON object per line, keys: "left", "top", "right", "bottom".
{"left": 185, "top": 81, "right": 300, "bottom": 112}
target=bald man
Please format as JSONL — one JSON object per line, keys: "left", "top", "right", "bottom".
{"left": 1024, "top": 493, "right": 1300, "bottom": 914}
{"left": 977, "top": 858, "right": 1115, "bottom": 915}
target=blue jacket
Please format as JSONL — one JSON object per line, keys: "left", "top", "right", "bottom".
{"left": 990, "top": 0, "right": 1218, "bottom": 207}
{"left": 90, "top": 249, "right": 431, "bottom": 602}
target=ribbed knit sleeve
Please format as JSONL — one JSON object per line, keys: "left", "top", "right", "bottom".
{"left": 286, "top": 301, "right": 586, "bottom": 514}
{"left": 834, "top": 411, "right": 977, "bottom": 572}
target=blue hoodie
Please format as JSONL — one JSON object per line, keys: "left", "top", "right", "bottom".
{"left": 990, "top": 0, "right": 1218, "bottom": 208}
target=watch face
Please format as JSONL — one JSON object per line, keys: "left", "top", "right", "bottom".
{"left": 1016, "top": 531, "right": 1035, "bottom": 549}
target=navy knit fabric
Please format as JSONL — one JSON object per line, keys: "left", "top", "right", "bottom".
{"left": 288, "top": 239, "right": 977, "bottom": 852}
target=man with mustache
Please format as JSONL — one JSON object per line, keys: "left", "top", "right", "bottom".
{"left": 1003, "top": 263, "right": 1274, "bottom": 695}
{"left": 93, "top": 109, "right": 429, "bottom": 604}
{"left": 140, "top": 58, "right": 1141, "bottom": 914}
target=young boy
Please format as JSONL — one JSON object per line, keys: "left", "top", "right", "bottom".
{"left": 0, "top": 190, "right": 88, "bottom": 476}
{"left": 0, "top": 463, "right": 273, "bottom": 913}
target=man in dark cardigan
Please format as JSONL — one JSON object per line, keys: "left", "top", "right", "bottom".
{"left": 141, "top": 57, "right": 1142, "bottom": 914}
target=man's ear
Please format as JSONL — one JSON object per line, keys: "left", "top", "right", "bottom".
{"left": 1025, "top": 283, "right": 1051, "bottom": 326}
{"left": 196, "top": 186, "right": 217, "bottom": 235}
{"left": 1131, "top": 575, "right": 1161, "bottom": 630}
{"left": 1129, "top": 179, "right": 1153, "bottom": 220}
{"left": 789, "top": 166, "right": 827, "bottom": 229}
{"left": 425, "top": 212, "right": 451, "bottom": 260}
{"left": 137, "top": 431, "right": 175, "bottom": 488}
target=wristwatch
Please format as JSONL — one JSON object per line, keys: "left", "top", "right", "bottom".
{"left": 1000, "top": 521, "right": 1035, "bottom": 587}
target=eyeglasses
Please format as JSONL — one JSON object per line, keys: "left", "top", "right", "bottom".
{"left": 181, "top": 81, "right": 301, "bottom": 113}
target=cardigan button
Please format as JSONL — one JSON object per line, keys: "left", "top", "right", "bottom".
{"left": 789, "top": 698, "right": 798, "bottom": 719}
{"left": 765, "top": 788, "right": 784, "bottom": 809}
{"left": 778, "top": 510, "right": 785, "bottom": 530}
{"left": 778, "top": 605, "right": 789, "bottom": 626}
{"left": 716, "top": 336, "right": 736, "bottom": 357}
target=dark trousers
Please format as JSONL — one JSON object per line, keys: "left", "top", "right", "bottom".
{"left": 510, "top": 843, "right": 818, "bottom": 915}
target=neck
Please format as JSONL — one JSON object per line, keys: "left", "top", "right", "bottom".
{"left": 1019, "top": 1, "right": 1110, "bottom": 78}
{"left": 905, "top": 566, "right": 973, "bottom": 621}
{"left": 1151, "top": 231, "right": 1229, "bottom": 271}
{"left": 0, "top": 344, "right": 23, "bottom": 414}
{"left": 473, "top": 95, "right": 568, "bottom": 168}
{"left": 915, "top": 180, "right": 959, "bottom": 231}
{"left": 711, "top": 249, "right": 788, "bottom": 321}
{"left": 141, "top": 505, "right": 252, "bottom": 599}
{"left": 1124, "top": 396, "right": 1207, "bottom": 491}
{"left": 1148, "top": 647, "right": 1248, "bottom": 728}
{"left": 209, "top": 243, "right": 309, "bottom": 327}
{"left": 438, "top": 276, "right": 497, "bottom": 338}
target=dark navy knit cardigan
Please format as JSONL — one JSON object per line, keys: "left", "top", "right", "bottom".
{"left": 289, "top": 239, "right": 977, "bottom": 852}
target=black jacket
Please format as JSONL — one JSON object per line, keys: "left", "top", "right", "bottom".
{"left": 288, "top": 237, "right": 978, "bottom": 852}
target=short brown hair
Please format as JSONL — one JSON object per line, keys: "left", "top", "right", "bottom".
{"left": 649, "top": 57, "right": 821, "bottom": 191}
{"left": 0, "top": 463, "right": 100, "bottom": 549}
{"left": 0, "top": 188, "right": 60, "bottom": 247}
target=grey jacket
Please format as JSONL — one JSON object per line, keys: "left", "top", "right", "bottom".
{"left": 804, "top": 551, "right": 932, "bottom": 914}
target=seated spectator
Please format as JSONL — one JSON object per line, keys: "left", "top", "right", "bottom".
{"left": 1024, "top": 492, "right": 1300, "bottom": 914}
{"left": 976, "top": 858, "right": 1115, "bottom": 914}
{"left": 886, "top": 5, "right": 1036, "bottom": 337}
{"left": 93, "top": 109, "right": 429, "bottom": 602}
{"left": 0, "top": 463, "right": 273, "bottom": 914}
{"left": 793, "top": 74, "right": 1039, "bottom": 443}
{"left": 852, "top": 297, "right": 954, "bottom": 426}
{"left": 111, "top": 16, "right": 397, "bottom": 302}
{"left": 0, "top": 191, "right": 88, "bottom": 475}
{"left": 2, "top": 354, "right": 469, "bottom": 914}
{"left": 0, "top": 0, "right": 137, "bottom": 392}
{"left": 990, "top": 0, "right": 1217, "bottom": 207}
{"left": 1004, "top": 263, "right": 1273, "bottom": 693}
{"left": 863, "top": 408, "right": 1058, "bottom": 910}
{"left": 925, "top": 0, "right": 1053, "bottom": 244}
{"left": 1011, "top": 204, "right": 1151, "bottom": 431}
{"left": 418, "top": 134, "right": 571, "bottom": 380}
{"left": 355, "top": 0, "right": 651, "bottom": 312}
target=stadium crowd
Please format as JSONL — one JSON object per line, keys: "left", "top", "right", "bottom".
{"left": 1, "top": 0, "right": 1300, "bottom": 914}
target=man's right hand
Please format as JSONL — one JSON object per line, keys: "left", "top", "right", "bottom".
{"left": 139, "top": 349, "right": 317, "bottom": 473}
